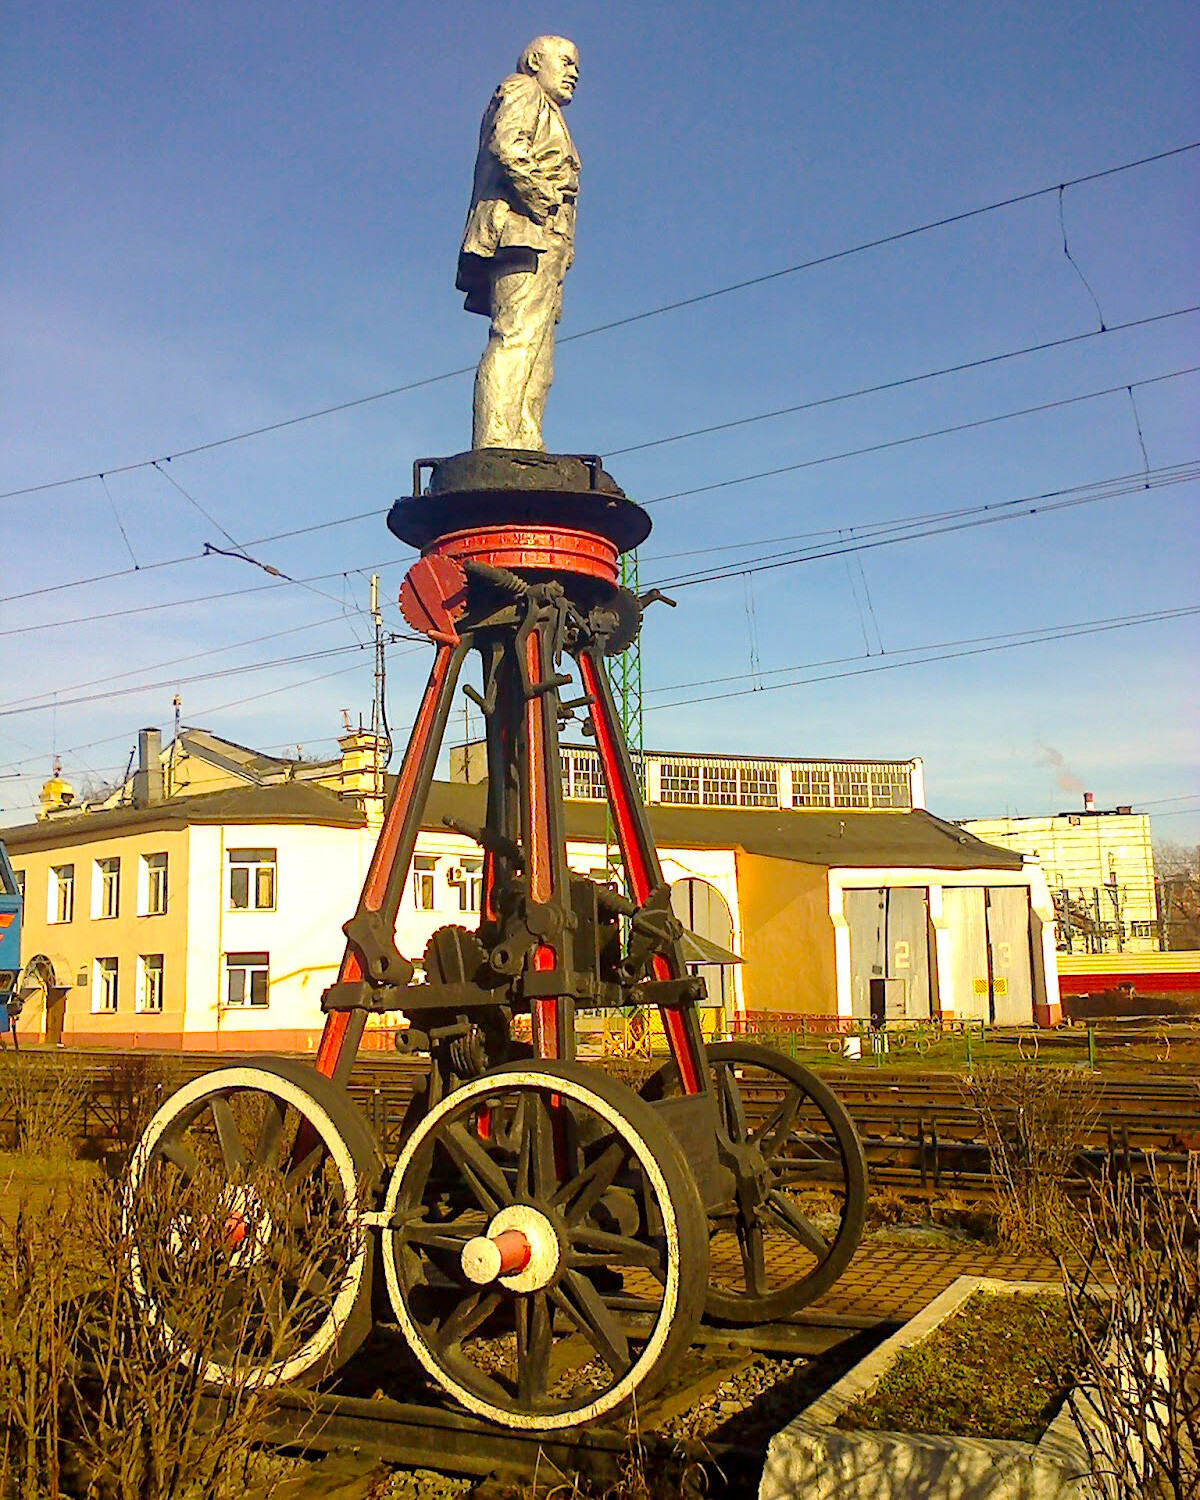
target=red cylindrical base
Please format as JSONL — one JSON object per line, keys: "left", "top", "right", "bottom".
{"left": 425, "top": 524, "right": 619, "bottom": 584}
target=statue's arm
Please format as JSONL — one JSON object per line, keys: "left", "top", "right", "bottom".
{"left": 485, "top": 77, "right": 559, "bottom": 225}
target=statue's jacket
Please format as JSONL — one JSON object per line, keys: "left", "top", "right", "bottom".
{"left": 457, "top": 73, "right": 579, "bottom": 315}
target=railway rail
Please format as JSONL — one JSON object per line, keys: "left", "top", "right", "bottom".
{"left": 3, "top": 1047, "right": 1196, "bottom": 1193}
{"left": 234, "top": 1309, "right": 885, "bottom": 1488}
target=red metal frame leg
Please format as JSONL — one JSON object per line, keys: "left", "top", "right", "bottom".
{"left": 578, "top": 650, "right": 706, "bottom": 1094}
{"left": 524, "top": 628, "right": 562, "bottom": 1060}
{"left": 315, "top": 642, "right": 459, "bottom": 1083}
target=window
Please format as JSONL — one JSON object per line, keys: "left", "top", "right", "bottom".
{"left": 1130, "top": 920, "right": 1156, "bottom": 940}
{"left": 562, "top": 750, "right": 607, "bottom": 800}
{"left": 93, "top": 957, "right": 119, "bottom": 1013}
{"left": 831, "top": 765, "right": 870, "bottom": 808}
{"left": 94, "top": 857, "right": 120, "bottom": 919}
{"left": 791, "top": 765, "right": 832, "bottom": 808}
{"left": 738, "top": 762, "right": 780, "bottom": 807}
{"left": 138, "top": 954, "right": 164, "bottom": 1013}
{"left": 224, "top": 952, "right": 269, "bottom": 1007}
{"left": 869, "top": 766, "right": 912, "bottom": 809}
{"left": 413, "top": 856, "right": 437, "bottom": 911}
{"left": 701, "top": 763, "right": 739, "bottom": 806}
{"left": 228, "top": 848, "right": 276, "bottom": 910}
{"left": 49, "top": 864, "right": 75, "bottom": 924}
{"left": 455, "top": 859, "right": 484, "bottom": 913}
{"left": 13, "top": 870, "right": 24, "bottom": 901}
{"left": 142, "top": 852, "right": 168, "bottom": 916}
{"left": 660, "top": 760, "right": 701, "bottom": 805}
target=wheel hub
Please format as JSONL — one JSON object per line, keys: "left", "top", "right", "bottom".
{"left": 461, "top": 1204, "right": 561, "bottom": 1292}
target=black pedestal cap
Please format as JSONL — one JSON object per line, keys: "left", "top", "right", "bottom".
{"left": 387, "top": 449, "right": 652, "bottom": 553}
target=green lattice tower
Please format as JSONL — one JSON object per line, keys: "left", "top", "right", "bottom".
{"left": 606, "top": 548, "right": 645, "bottom": 885}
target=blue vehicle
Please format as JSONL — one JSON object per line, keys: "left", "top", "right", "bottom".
{"left": 0, "top": 840, "right": 21, "bottom": 1034}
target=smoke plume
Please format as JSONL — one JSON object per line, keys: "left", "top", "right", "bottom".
{"left": 1035, "top": 742, "right": 1085, "bottom": 795}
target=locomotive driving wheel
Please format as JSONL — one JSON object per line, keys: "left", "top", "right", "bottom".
{"left": 643, "top": 1042, "right": 867, "bottom": 1323}
{"left": 381, "top": 1060, "right": 708, "bottom": 1431}
{"left": 125, "top": 1057, "right": 378, "bottom": 1388}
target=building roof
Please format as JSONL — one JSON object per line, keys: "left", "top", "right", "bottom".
{"left": 5, "top": 770, "right": 1019, "bottom": 872}
{"left": 420, "top": 782, "right": 1022, "bottom": 870}
{"left": 3, "top": 781, "right": 365, "bottom": 852}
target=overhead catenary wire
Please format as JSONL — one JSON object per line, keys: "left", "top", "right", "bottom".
{"left": 611, "top": 306, "right": 1198, "bottom": 463}
{"left": 5, "top": 347, "right": 1198, "bottom": 616}
{"left": 645, "top": 605, "right": 1200, "bottom": 712}
{"left": 646, "top": 461, "right": 1200, "bottom": 591}
{"left": 1, "top": 138, "right": 1195, "bottom": 503}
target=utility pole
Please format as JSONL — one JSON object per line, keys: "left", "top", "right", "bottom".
{"left": 606, "top": 548, "right": 645, "bottom": 888}
{"left": 370, "top": 574, "right": 386, "bottom": 797}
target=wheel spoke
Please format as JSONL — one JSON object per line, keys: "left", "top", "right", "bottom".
{"left": 210, "top": 1097, "right": 247, "bottom": 1172}
{"left": 549, "top": 1270, "right": 631, "bottom": 1375}
{"left": 434, "top": 1288, "right": 502, "bottom": 1350}
{"left": 254, "top": 1095, "right": 288, "bottom": 1167}
{"left": 736, "top": 1217, "right": 768, "bottom": 1297}
{"left": 715, "top": 1065, "right": 749, "bottom": 1142}
{"left": 439, "top": 1122, "right": 514, "bottom": 1214}
{"left": 755, "top": 1090, "right": 803, "bottom": 1155}
{"left": 400, "top": 1220, "right": 478, "bottom": 1256}
{"left": 159, "top": 1134, "right": 198, "bottom": 1180}
{"left": 568, "top": 1226, "right": 662, "bottom": 1270}
{"left": 515, "top": 1292, "right": 552, "bottom": 1404}
{"left": 762, "top": 1189, "right": 831, "bottom": 1259}
{"left": 552, "top": 1139, "right": 626, "bottom": 1225}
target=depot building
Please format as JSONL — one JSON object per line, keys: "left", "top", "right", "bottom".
{"left": 4, "top": 728, "right": 1059, "bottom": 1051}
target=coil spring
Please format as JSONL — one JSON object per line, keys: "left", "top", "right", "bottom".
{"left": 449, "top": 1026, "right": 488, "bottom": 1079}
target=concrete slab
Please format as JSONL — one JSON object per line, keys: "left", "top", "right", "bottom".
{"left": 759, "top": 1276, "right": 1099, "bottom": 1500}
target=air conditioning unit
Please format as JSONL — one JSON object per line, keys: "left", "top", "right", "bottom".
{"left": 445, "top": 866, "right": 464, "bottom": 884}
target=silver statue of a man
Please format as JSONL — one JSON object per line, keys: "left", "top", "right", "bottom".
{"left": 457, "top": 36, "right": 580, "bottom": 451}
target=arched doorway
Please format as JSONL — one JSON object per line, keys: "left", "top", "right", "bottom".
{"left": 670, "top": 878, "right": 738, "bottom": 1010}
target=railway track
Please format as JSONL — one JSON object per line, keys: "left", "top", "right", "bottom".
{"left": 4, "top": 1046, "right": 1197, "bottom": 1191}
{"left": 238, "top": 1309, "right": 885, "bottom": 1488}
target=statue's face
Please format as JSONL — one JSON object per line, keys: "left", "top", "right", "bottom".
{"left": 532, "top": 39, "right": 579, "bottom": 106}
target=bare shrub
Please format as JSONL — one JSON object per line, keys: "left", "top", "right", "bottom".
{"left": 1, "top": 1151, "right": 351, "bottom": 1499}
{"left": 1059, "top": 1158, "right": 1200, "bottom": 1500}
{"left": 0, "top": 1051, "right": 90, "bottom": 1162}
{"left": 92, "top": 1054, "right": 171, "bottom": 1159}
{"left": 0, "top": 1185, "right": 89, "bottom": 1499}
{"left": 960, "top": 1063, "right": 1098, "bottom": 1250}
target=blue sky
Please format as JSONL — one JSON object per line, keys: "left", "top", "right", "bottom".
{"left": 2, "top": 1, "right": 1197, "bottom": 838}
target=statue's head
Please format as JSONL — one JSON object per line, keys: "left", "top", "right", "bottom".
{"left": 517, "top": 35, "right": 579, "bottom": 106}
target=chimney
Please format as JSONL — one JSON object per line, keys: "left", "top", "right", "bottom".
{"left": 133, "top": 727, "right": 164, "bottom": 807}
{"left": 1083, "top": 791, "right": 1095, "bottom": 813}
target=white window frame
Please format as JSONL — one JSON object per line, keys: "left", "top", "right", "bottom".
{"left": 228, "top": 848, "right": 277, "bottom": 911}
{"left": 413, "top": 856, "right": 437, "bottom": 911}
{"left": 137, "top": 954, "right": 164, "bottom": 1013}
{"left": 224, "top": 952, "right": 270, "bottom": 1008}
{"left": 456, "top": 858, "right": 484, "bottom": 913}
{"left": 49, "top": 864, "right": 75, "bottom": 924}
{"left": 93, "top": 956, "right": 119, "bottom": 1013}
{"left": 139, "top": 852, "right": 169, "bottom": 917}
{"left": 93, "top": 857, "right": 121, "bottom": 920}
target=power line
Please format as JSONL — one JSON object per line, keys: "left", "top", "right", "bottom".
{"left": 0, "top": 613, "right": 354, "bottom": 713}
{"left": 0, "top": 642, "right": 394, "bottom": 719}
{"left": 642, "top": 365, "right": 1200, "bottom": 510}
{"left": 648, "top": 461, "right": 1200, "bottom": 591}
{"left": 0, "top": 642, "right": 423, "bottom": 777}
{"left": 610, "top": 306, "right": 1198, "bottom": 463}
{"left": 2, "top": 138, "right": 1195, "bottom": 503}
{"left": 645, "top": 605, "right": 1200, "bottom": 712}
{"left": 6, "top": 351, "right": 1197, "bottom": 616}
{"left": 0, "top": 556, "right": 412, "bottom": 639}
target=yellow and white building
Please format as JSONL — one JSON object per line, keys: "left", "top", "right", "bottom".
{"left": 5, "top": 727, "right": 1059, "bottom": 1050}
